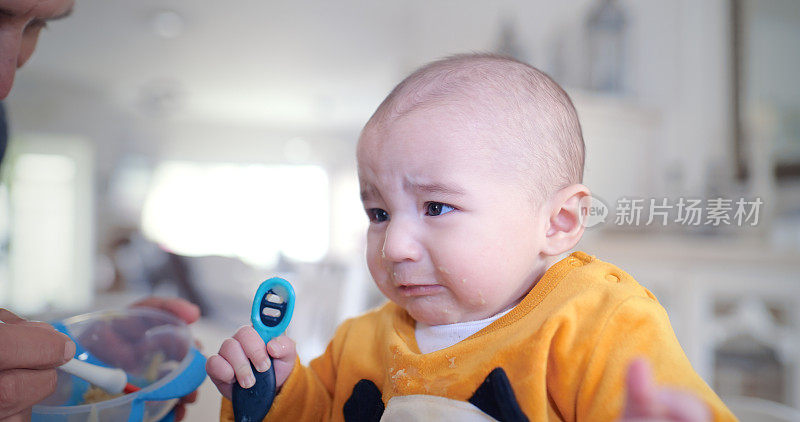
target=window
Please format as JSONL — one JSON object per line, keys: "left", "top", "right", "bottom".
{"left": 2, "top": 140, "right": 92, "bottom": 315}
{"left": 141, "top": 162, "right": 329, "bottom": 267}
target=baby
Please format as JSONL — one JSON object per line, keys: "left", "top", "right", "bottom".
{"left": 207, "top": 54, "right": 735, "bottom": 421}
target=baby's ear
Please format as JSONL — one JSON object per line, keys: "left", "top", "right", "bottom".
{"left": 542, "top": 184, "right": 590, "bottom": 256}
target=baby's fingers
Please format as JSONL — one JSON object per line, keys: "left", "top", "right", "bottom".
{"left": 266, "top": 336, "right": 297, "bottom": 387}
{"left": 624, "top": 358, "right": 658, "bottom": 418}
{"left": 233, "top": 325, "right": 270, "bottom": 373}
{"left": 205, "top": 354, "right": 235, "bottom": 399}
{"left": 218, "top": 338, "right": 255, "bottom": 389}
{"left": 656, "top": 389, "right": 710, "bottom": 422}
{"left": 266, "top": 335, "right": 295, "bottom": 360}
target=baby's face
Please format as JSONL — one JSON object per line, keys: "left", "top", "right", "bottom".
{"left": 357, "top": 106, "right": 551, "bottom": 325}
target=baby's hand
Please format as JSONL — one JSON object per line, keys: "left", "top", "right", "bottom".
{"left": 205, "top": 326, "right": 297, "bottom": 400}
{"left": 620, "top": 358, "right": 710, "bottom": 422}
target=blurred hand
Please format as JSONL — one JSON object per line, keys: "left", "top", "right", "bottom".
{"left": 130, "top": 296, "right": 201, "bottom": 421}
{"left": 131, "top": 296, "right": 200, "bottom": 326}
{"left": 0, "top": 308, "right": 76, "bottom": 421}
{"left": 621, "top": 358, "right": 710, "bottom": 422}
{"left": 206, "top": 326, "right": 297, "bottom": 401}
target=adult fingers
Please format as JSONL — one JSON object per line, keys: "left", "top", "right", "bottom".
{"left": 1, "top": 409, "right": 33, "bottom": 422}
{"left": 233, "top": 326, "right": 270, "bottom": 373}
{"left": 0, "top": 309, "right": 25, "bottom": 324}
{"left": 0, "top": 369, "right": 57, "bottom": 419}
{"left": 0, "top": 309, "right": 55, "bottom": 331}
{"left": 19, "top": 320, "right": 54, "bottom": 331}
{"left": 218, "top": 338, "right": 254, "bottom": 389}
{"left": 131, "top": 297, "right": 200, "bottom": 325}
{"left": 0, "top": 324, "right": 74, "bottom": 371}
{"left": 175, "top": 388, "right": 198, "bottom": 421}
{"left": 173, "top": 403, "right": 186, "bottom": 421}
{"left": 179, "top": 390, "right": 198, "bottom": 404}
{"left": 147, "top": 325, "right": 190, "bottom": 362}
{"left": 74, "top": 322, "right": 137, "bottom": 371}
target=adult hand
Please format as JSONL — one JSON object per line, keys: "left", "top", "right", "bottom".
{"left": 621, "top": 358, "right": 710, "bottom": 422}
{"left": 130, "top": 296, "right": 200, "bottom": 326}
{"left": 0, "top": 308, "right": 76, "bottom": 421}
{"left": 130, "top": 297, "right": 201, "bottom": 421}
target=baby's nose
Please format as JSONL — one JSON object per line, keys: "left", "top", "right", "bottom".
{"left": 381, "top": 219, "right": 423, "bottom": 263}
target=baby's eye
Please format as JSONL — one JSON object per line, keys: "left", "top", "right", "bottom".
{"left": 425, "top": 202, "right": 455, "bottom": 216}
{"left": 366, "top": 208, "right": 389, "bottom": 223}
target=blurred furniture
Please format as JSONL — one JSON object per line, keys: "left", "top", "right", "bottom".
{"left": 581, "top": 232, "right": 800, "bottom": 411}
{"left": 724, "top": 395, "right": 800, "bottom": 422}
{"left": 113, "top": 232, "right": 209, "bottom": 314}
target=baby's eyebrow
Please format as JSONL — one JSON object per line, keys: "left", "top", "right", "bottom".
{"left": 407, "top": 181, "right": 465, "bottom": 197}
{"left": 360, "top": 185, "right": 379, "bottom": 202}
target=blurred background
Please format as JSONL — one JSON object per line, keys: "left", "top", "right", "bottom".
{"left": 1, "top": 0, "right": 798, "bottom": 419}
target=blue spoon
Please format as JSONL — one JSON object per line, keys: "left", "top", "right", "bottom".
{"left": 232, "top": 277, "right": 295, "bottom": 422}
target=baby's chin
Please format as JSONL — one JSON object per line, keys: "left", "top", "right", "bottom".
{"left": 404, "top": 299, "right": 462, "bottom": 326}
{"left": 403, "top": 298, "right": 498, "bottom": 326}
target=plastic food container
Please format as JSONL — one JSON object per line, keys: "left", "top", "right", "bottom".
{"left": 32, "top": 307, "right": 206, "bottom": 422}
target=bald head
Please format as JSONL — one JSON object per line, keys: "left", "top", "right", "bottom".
{"left": 362, "top": 53, "right": 584, "bottom": 201}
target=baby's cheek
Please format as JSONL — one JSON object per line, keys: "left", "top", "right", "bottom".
{"left": 452, "top": 278, "right": 503, "bottom": 314}
{"left": 445, "top": 279, "right": 482, "bottom": 307}
{"left": 365, "top": 249, "right": 385, "bottom": 278}
{"left": 470, "top": 289, "right": 488, "bottom": 307}
{"left": 369, "top": 270, "right": 389, "bottom": 293}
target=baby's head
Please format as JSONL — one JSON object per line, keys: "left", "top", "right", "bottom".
{"left": 357, "top": 53, "right": 588, "bottom": 325}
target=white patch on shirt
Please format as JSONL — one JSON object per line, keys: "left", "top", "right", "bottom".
{"left": 381, "top": 395, "right": 498, "bottom": 421}
{"left": 415, "top": 308, "right": 511, "bottom": 354}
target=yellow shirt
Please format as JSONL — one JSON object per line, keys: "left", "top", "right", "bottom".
{"left": 221, "top": 251, "right": 735, "bottom": 421}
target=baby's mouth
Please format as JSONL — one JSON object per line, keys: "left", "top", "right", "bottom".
{"left": 396, "top": 284, "right": 444, "bottom": 297}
